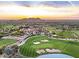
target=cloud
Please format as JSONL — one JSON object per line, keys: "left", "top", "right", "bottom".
{"left": 0, "top": 1, "right": 79, "bottom": 20}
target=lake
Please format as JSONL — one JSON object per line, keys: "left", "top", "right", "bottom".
{"left": 37, "top": 54, "right": 73, "bottom": 58}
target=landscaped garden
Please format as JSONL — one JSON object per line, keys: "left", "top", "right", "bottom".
{"left": 19, "top": 35, "right": 79, "bottom": 58}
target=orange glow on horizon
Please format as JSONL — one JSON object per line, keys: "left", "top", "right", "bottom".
{"left": 0, "top": 4, "right": 79, "bottom": 20}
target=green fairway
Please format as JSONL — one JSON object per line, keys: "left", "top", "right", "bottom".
{"left": 0, "top": 39, "right": 16, "bottom": 48}
{"left": 44, "top": 26, "right": 62, "bottom": 34}
{"left": 57, "top": 30, "right": 78, "bottom": 39}
{"left": 72, "top": 30, "right": 79, "bottom": 34}
{"left": 20, "top": 35, "right": 79, "bottom": 58}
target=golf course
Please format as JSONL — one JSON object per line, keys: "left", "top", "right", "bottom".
{"left": 19, "top": 35, "right": 79, "bottom": 58}
{"left": 0, "top": 39, "right": 16, "bottom": 48}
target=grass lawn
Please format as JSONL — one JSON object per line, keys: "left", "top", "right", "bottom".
{"left": 20, "top": 35, "right": 79, "bottom": 58}
{"left": 0, "top": 39, "right": 16, "bottom": 48}
{"left": 44, "top": 26, "right": 62, "bottom": 34}
{"left": 72, "top": 30, "right": 79, "bottom": 35}
{"left": 57, "top": 30, "right": 77, "bottom": 38}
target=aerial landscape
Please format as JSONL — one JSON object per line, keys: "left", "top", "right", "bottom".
{"left": 0, "top": 1, "right": 79, "bottom": 58}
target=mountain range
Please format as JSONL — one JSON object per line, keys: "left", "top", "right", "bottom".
{"left": 0, "top": 18, "right": 79, "bottom": 25}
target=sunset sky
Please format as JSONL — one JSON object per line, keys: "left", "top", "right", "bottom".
{"left": 0, "top": 1, "right": 79, "bottom": 20}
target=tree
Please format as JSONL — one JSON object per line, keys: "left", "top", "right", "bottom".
{"left": 0, "top": 48, "right": 3, "bottom": 55}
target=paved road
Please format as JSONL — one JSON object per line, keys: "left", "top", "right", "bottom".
{"left": 18, "top": 37, "right": 30, "bottom": 46}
